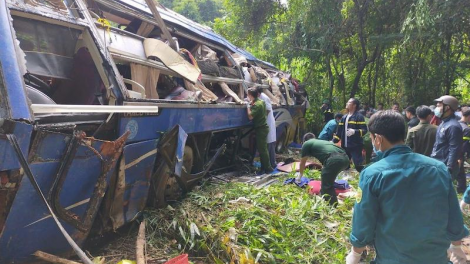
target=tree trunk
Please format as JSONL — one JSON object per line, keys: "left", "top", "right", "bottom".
{"left": 350, "top": 62, "right": 367, "bottom": 98}
{"left": 326, "top": 55, "right": 334, "bottom": 100}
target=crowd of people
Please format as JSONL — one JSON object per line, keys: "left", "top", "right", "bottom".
{"left": 300, "top": 96, "right": 470, "bottom": 264}
{"left": 247, "top": 90, "right": 470, "bottom": 263}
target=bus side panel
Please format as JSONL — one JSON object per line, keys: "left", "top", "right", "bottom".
{"left": 119, "top": 108, "right": 249, "bottom": 144}
{"left": 0, "top": 131, "right": 123, "bottom": 263}
{"left": 109, "top": 139, "right": 158, "bottom": 229}
{"left": 0, "top": 121, "right": 32, "bottom": 171}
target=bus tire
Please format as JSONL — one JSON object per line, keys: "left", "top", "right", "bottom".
{"left": 152, "top": 146, "right": 194, "bottom": 208}
{"left": 276, "top": 128, "right": 287, "bottom": 153}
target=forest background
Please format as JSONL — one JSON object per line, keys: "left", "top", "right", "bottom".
{"left": 159, "top": 0, "right": 470, "bottom": 132}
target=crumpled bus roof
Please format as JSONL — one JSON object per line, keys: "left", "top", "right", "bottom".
{"left": 116, "top": 0, "right": 277, "bottom": 69}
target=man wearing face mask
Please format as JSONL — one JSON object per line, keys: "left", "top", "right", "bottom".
{"left": 431, "top": 95, "right": 463, "bottom": 181}
{"left": 347, "top": 110, "right": 468, "bottom": 264}
{"left": 334, "top": 98, "right": 368, "bottom": 172}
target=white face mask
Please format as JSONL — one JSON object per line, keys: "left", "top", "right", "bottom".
{"left": 372, "top": 134, "right": 382, "bottom": 153}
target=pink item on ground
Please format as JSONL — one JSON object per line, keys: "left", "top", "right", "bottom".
{"left": 164, "top": 254, "right": 189, "bottom": 264}
{"left": 308, "top": 180, "right": 350, "bottom": 196}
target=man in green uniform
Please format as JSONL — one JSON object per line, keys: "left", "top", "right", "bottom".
{"left": 347, "top": 110, "right": 468, "bottom": 264}
{"left": 247, "top": 88, "right": 273, "bottom": 174}
{"left": 405, "top": 105, "right": 437, "bottom": 156}
{"left": 296, "top": 134, "right": 350, "bottom": 205}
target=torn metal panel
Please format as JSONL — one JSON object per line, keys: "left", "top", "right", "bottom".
{"left": 109, "top": 139, "right": 158, "bottom": 230}
{"left": 7, "top": 1, "right": 88, "bottom": 28}
{"left": 143, "top": 38, "right": 200, "bottom": 83}
{"left": 158, "top": 125, "right": 226, "bottom": 192}
{"left": 0, "top": 130, "right": 128, "bottom": 263}
{"left": 175, "top": 126, "right": 188, "bottom": 177}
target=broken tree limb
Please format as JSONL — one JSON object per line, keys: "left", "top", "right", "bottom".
{"left": 136, "top": 220, "right": 147, "bottom": 264}
{"left": 33, "top": 251, "right": 81, "bottom": 264}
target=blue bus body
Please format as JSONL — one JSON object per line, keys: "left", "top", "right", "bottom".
{"left": 0, "top": 0, "right": 307, "bottom": 262}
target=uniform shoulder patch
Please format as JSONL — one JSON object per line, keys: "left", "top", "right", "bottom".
{"left": 355, "top": 187, "right": 363, "bottom": 203}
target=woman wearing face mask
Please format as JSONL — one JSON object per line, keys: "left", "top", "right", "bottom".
{"left": 246, "top": 87, "right": 273, "bottom": 174}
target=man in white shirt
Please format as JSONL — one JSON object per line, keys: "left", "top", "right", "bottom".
{"left": 258, "top": 87, "right": 277, "bottom": 168}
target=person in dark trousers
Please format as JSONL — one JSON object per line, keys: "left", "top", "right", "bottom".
{"left": 257, "top": 87, "right": 277, "bottom": 169}
{"left": 431, "top": 95, "right": 463, "bottom": 186}
{"left": 405, "top": 106, "right": 419, "bottom": 128}
{"left": 247, "top": 88, "right": 273, "bottom": 174}
{"left": 456, "top": 107, "right": 470, "bottom": 193}
{"left": 334, "top": 98, "right": 368, "bottom": 172}
{"left": 318, "top": 113, "right": 342, "bottom": 141}
{"left": 347, "top": 110, "right": 468, "bottom": 264}
{"left": 320, "top": 99, "right": 334, "bottom": 123}
{"left": 296, "top": 134, "right": 349, "bottom": 205}
{"left": 405, "top": 105, "right": 437, "bottom": 156}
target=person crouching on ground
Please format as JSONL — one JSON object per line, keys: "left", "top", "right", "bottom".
{"left": 296, "top": 133, "right": 349, "bottom": 205}
{"left": 247, "top": 87, "right": 273, "bottom": 174}
{"left": 347, "top": 110, "right": 468, "bottom": 264}
{"left": 318, "top": 113, "right": 343, "bottom": 141}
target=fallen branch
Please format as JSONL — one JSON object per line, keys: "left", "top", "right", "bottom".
{"left": 33, "top": 251, "right": 81, "bottom": 264}
{"left": 136, "top": 220, "right": 147, "bottom": 264}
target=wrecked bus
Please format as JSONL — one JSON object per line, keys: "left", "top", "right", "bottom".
{"left": 0, "top": 0, "right": 307, "bottom": 262}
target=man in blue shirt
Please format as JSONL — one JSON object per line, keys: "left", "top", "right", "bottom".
{"left": 318, "top": 113, "right": 342, "bottom": 141}
{"left": 347, "top": 110, "right": 468, "bottom": 264}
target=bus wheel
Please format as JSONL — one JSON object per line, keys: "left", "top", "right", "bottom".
{"left": 152, "top": 146, "right": 194, "bottom": 208}
{"left": 276, "top": 129, "right": 287, "bottom": 153}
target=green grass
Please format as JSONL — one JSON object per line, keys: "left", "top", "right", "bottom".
{"left": 144, "top": 169, "right": 360, "bottom": 264}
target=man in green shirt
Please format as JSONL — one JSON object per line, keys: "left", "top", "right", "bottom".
{"left": 247, "top": 88, "right": 272, "bottom": 174}
{"left": 296, "top": 134, "right": 349, "bottom": 205}
{"left": 405, "top": 105, "right": 437, "bottom": 156}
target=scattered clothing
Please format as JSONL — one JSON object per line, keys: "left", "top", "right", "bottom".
{"left": 405, "top": 121, "right": 437, "bottom": 156}
{"left": 277, "top": 161, "right": 321, "bottom": 173}
{"left": 284, "top": 177, "right": 310, "bottom": 187}
{"left": 350, "top": 145, "right": 469, "bottom": 263}
{"left": 333, "top": 179, "right": 350, "bottom": 190}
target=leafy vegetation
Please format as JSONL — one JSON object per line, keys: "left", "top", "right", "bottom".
{"left": 158, "top": 0, "right": 224, "bottom": 26}
{"left": 145, "top": 170, "right": 360, "bottom": 263}
{"left": 160, "top": 0, "right": 470, "bottom": 133}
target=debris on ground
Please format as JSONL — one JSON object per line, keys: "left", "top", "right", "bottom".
{"left": 92, "top": 153, "right": 470, "bottom": 263}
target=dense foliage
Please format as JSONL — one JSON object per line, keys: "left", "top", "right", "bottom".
{"left": 163, "top": 0, "right": 470, "bottom": 130}
{"left": 158, "top": 0, "right": 224, "bottom": 25}
{"left": 145, "top": 171, "right": 359, "bottom": 263}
